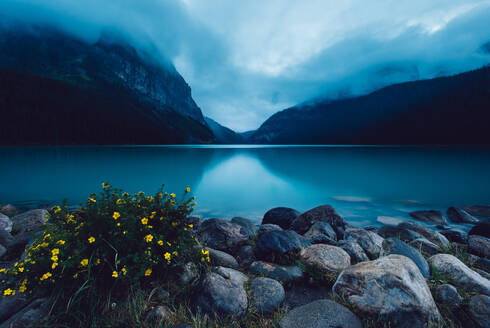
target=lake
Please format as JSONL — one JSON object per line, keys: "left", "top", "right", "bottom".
{"left": 1, "top": 145, "right": 490, "bottom": 230}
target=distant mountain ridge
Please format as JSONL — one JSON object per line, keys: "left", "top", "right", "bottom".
{"left": 0, "top": 24, "right": 213, "bottom": 145}
{"left": 204, "top": 117, "right": 244, "bottom": 144}
{"left": 249, "top": 66, "right": 490, "bottom": 144}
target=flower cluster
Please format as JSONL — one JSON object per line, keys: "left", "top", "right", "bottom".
{"left": 1, "top": 183, "right": 203, "bottom": 299}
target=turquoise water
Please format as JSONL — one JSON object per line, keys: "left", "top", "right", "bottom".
{"left": 1, "top": 145, "right": 490, "bottom": 228}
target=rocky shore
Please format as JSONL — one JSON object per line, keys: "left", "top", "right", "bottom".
{"left": 1, "top": 203, "right": 489, "bottom": 327}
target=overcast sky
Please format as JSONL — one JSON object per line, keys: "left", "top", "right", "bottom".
{"left": 1, "top": 0, "right": 490, "bottom": 131}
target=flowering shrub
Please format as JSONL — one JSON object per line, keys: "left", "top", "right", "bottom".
{"left": 1, "top": 183, "right": 206, "bottom": 300}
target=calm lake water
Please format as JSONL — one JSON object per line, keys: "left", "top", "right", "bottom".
{"left": 1, "top": 145, "right": 490, "bottom": 229}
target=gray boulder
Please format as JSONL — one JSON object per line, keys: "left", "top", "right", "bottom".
{"left": 258, "top": 224, "right": 283, "bottom": 236}
{"left": 231, "top": 217, "right": 258, "bottom": 238}
{"left": 262, "top": 207, "right": 300, "bottom": 230}
{"left": 279, "top": 299, "right": 362, "bottom": 328}
{"left": 179, "top": 262, "right": 198, "bottom": 285}
{"left": 299, "top": 244, "right": 350, "bottom": 275}
{"left": 236, "top": 245, "right": 254, "bottom": 267}
{"left": 409, "top": 238, "right": 441, "bottom": 255}
{"left": 468, "top": 235, "right": 490, "bottom": 258}
{"left": 206, "top": 248, "right": 239, "bottom": 269}
{"left": 0, "top": 294, "right": 33, "bottom": 322}
{"left": 398, "top": 221, "right": 449, "bottom": 247}
{"left": 250, "top": 277, "right": 285, "bottom": 313}
{"left": 468, "top": 295, "right": 490, "bottom": 328}
{"left": 440, "top": 230, "right": 466, "bottom": 244}
{"left": 255, "top": 230, "right": 310, "bottom": 263}
{"left": 428, "top": 254, "right": 490, "bottom": 295}
{"left": 213, "top": 266, "right": 249, "bottom": 286}
{"left": 0, "top": 213, "right": 12, "bottom": 233}
{"left": 0, "top": 298, "right": 49, "bottom": 328}
{"left": 193, "top": 272, "right": 247, "bottom": 317}
{"left": 249, "top": 261, "right": 303, "bottom": 284}
{"left": 333, "top": 255, "right": 441, "bottom": 328}
{"left": 382, "top": 237, "right": 430, "bottom": 278}
{"left": 435, "top": 284, "right": 463, "bottom": 308}
{"left": 337, "top": 240, "right": 369, "bottom": 264}
{"left": 377, "top": 225, "right": 424, "bottom": 242}
{"left": 0, "top": 229, "right": 19, "bottom": 248}
{"left": 303, "top": 222, "right": 337, "bottom": 244}
{"left": 11, "top": 209, "right": 48, "bottom": 243}
{"left": 410, "top": 210, "right": 446, "bottom": 224}
{"left": 461, "top": 205, "right": 490, "bottom": 223}
{"left": 291, "top": 205, "right": 347, "bottom": 239}
{"left": 0, "top": 205, "right": 17, "bottom": 217}
{"left": 469, "top": 223, "right": 490, "bottom": 238}
{"left": 283, "top": 284, "right": 331, "bottom": 309}
{"left": 344, "top": 227, "right": 384, "bottom": 259}
{"left": 474, "top": 257, "right": 490, "bottom": 273}
{"left": 447, "top": 207, "right": 480, "bottom": 224}
{"left": 198, "top": 218, "right": 249, "bottom": 252}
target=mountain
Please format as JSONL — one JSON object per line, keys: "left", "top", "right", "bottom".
{"left": 0, "top": 24, "right": 213, "bottom": 145}
{"left": 249, "top": 66, "right": 490, "bottom": 145}
{"left": 204, "top": 117, "right": 244, "bottom": 144}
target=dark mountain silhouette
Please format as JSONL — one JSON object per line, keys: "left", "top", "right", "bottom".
{"left": 204, "top": 117, "right": 244, "bottom": 144}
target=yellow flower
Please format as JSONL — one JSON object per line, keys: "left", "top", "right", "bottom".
{"left": 123, "top": 231, "right": 127, "bottom": 235}
{"left": 40, "top": 272, "right": 52, "bottom": 281}
{"left": 0, "top": 269, "right": 6, "bottom": 273}
{"left": 164, "top": 252, "right": 171, "bottom": 261}
{"left": 53, "top": 206, "right": 61, "bottom": 214}
{"left": 18, "top": 267, "right": 24, "bottom": 272}
{"left": 80, "top": 259, "right": 89, "bottom": 267}
{"left": 56, "top": 240, "right": 65, "bottom": 245}
{"left": 88, "top": 198, "right": 96, "bottom": 203}
{"left": 121, "top": 267, "right": 127, "bottom": 275}
{"left": 113, "top": 212, "right": 120, "bottom": 220}
{"left": 3, "top": 288, "right": 13, "bottom": 296}
{"left": 117, "top": 223, "right": 121, "bottom": 227}
{"left": 172, "top": 251, "right": 178, "bottom": 256}
{"left": 102, "top": 182, "right": 110, "bottom": 188}
{"left": 40, "top": 242, "right": 49, "bottom": 248}
{"left": 51, "top": 255, "right": 58, "bottom": 262}
{"left": 51, "top": 262, "right": 58, "bottom": 269}
{"left": 116, "top": 199, "right": 124, "bottom": 205}
{"left": 51, "top": 248, "right": 60, "bottom": 255}
{"left": 170, "top": 193, "right": 176, "bottom": 198}
{"left": 141, "top": 218, "right": 148, "bottom": 225}
{"left": 144, "top": 269, "right": 152, "bottom": 276}
{"left": 19, "top": 285, "right": 26, "bottom": 293}
{"left": 157, "top": 240, "right": 163, "bottom": 246}
{"left": 88, "top": 237, "right": 95, "bottom": 244}
{"left": 43, "top": 233, "right": 51, "bottom": 240}
{"left": 189, "top": 224, "right": 193, "bottom": 228}
{"left": 144, "top": 234, "right": 153, "bottom": 243}
{"left": 73, "top": 273, "right": 78, "bottom": 279}
{"left": 95, "top": 259, "right": 101, "bottom": 265}
{"left": 186, "top": 187, "right": 191, "bottom": 192}
{"left": 112, "top": 271, "right": 118, "bottom": 278}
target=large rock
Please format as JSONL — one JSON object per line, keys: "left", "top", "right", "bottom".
{"left": 440, "top": 230, "right": 466, "bottom": 244}
{"left": 279, "top": 299, "right": 362, "bottom": 328}
{"left": 11, "top": 209, "right": 48, "bottom": 243}
{"left": 468, "top": 295, "right": 490, "bottom": 328}
{"left": 283, "top": 284, "right": 331, "bottom": 309}
{"left": 333, "top": 255, "right": 441, "bottom": 328}
{"left": 258, "top": 224, "right": 283, "bottom": 236}
{"left": 0, "top": 230, "right": 19, "bottom": 248}
{"left": 461, "top": 205, "right": 490, "bottom": 223}
{"left": 0, "top": 213, "right": 12, "bottom": 233}
{"left": 213, "top": 266, "right": 249, "bottom": 286}
{"left": 344, "top": 227, "right": 384, "bottom": 259}
{"left": 337, "top": 240, "right": 369, "bottom": 264}
{"left": 468, "top": 235, "right": 490, "bottom": 258}
{"left": 398, "top": 221, "right": 449, "bottom": 247}
{"left": 382, "top": 237, "right": 430, "bottom": 278}
{"left": 303, "top": 222, "right": 337, "bottom": 244}
{"left": 197, "top": 218, "right": 249, "bottom": 252}
{"left": 206, "top": 248, "right": 239, "bottom": 269}
{"left": 250, "top": 277, "right": 285, "bottom": 313}
{"left": 291, "top": 205, "right": 347, "bottom": 239}
{"left": 435, "top": 284, "right": 463, "bottom": 309}
{"left": 236, "top": 245, "right": 254, "bottom": 267}
{"left": 192, "top": 272, "right": 247, "bottom": 317}
{"left": 0, "top": 294, "right": 33, "bottom": 322}
{"left": 0, "top": 205, "right": 17, "bottom": 217}
{"left": 377, "top": 225, "right": 424, "bottom": 242}
{"left": 0, "top": 298, "right": 49, "bottom": 328}
{"left": 299, "top": 244, "right": 350, "bottom": 275}
{"left": 231, "top": 217, "right": 258, "bottom": 238}
{"left": 409, "top": 238, "right": 441, "bottom": 255}
{"left": 474, "top": 257, "right": 490, "bottom": 273}
{"left": 249, "top": 261, "right": 303, "bottom": 284}
{"left": 409, "top": 210, "right": 446, "bottom": 224}
{"left": 447, "top": 207, "right": 479, "bottom": 224}
{"left": 469, "top": 223, "right": 490, "bottom": 238}
{"left": 255, "top": 230, "right": 310, "bottom": 263}
{"left": 179, "top": 262, "right": 198, "bottom": 285}
{"left": 262, "top": 207, "right": 300, "bottom": 230}
{"left": 428, "top": 254, "right": 490, "bottom": 295}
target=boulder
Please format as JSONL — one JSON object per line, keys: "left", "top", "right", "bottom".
{"left": 146, "top": 305, "right": 172, "bottom": 325}
{"left": 409, "top": 238, "right": 441, "bottom": 256}
{"left": 249, "top": 261, "right": 303, "bottom": 284}
{"left": 382, "top": 237, "right": 430, "bottom": 278}
{"left": 0, "top": 298, "right": 49, "bottom": 328}
{"left": 179, "top": 262, "right": 198, "bottom": 285}
{"left": 377, "top": 225, "right": 423, "bottom": 242}
{"left": 231, "top": 217, "right": 258, "bottom": 238}
{"left": 236, "top": 245, "right": 254, "bottom": 267}
{"left": 435, "top": 284, "right": 463, "bottom": 308}
{"left": 262, "top": 207, "right": 300, "bottom": 230}
{"left": 0, "top": 205, "right": 17, "bottom": 217}
{"left": 0, "top": 230, "right": 19, "bottom": 248}
{"left": 0, "top": 294, "right": 33, "bottom": 322}
{"left": 344, "top": 227, "right": 384, "bottom": 259}
{"left": 255, "top": 230, "right": 310, "bottom": 263}
{"left": 337, "top": 240, "right": 369, "bottom": 264}
{"left": 468, "top": 295, "right": 490, "bottom": 328}
{"left": 206, "top": 248, "right": 239, "bottom": 269}
{"left": 333, "top": 255, "right": 441, "bottom": 328}
{"left": 193, "top": 272, "right": 247, "bottom": 317}
{"left": 258, "top": 224, "right": 283, "bottom": 236}
{"left": 474, "top": 257, "right": 490, "bottom": 273}
{"left": 476, "top": 268, "right": 490, "bottom": 280}
{"left": 279, "top": 299, "right": 362, "bottom": 328}
{"left": 428, "top": 254, "right": 490, "bottom": 295}
{"left": 0, "top": 213, "right": 12, "bottom": 233}
{"left": 291, "top": 205, "right": 347, "bottom": 239}
{"left": 468, "top": 235, "right": 490, "bottom": 258}
{"left": 469, "top": 223, "right": 490, "bottom": 238}
{"left": 197, "top": 218, "right": 248, "bottom": 252}
{"left": 11, "top": 209, "right": 48, "bottom": 243}
{"left": 283, "top": 284, "right": 331, "bottom": 309}
{"left": 299, "top": 244, "right": 350, "bottom": 275}
{"left": 461, "top": 205, "right": 490, "bottom": 223}
{"left": 409, "top": 210, "right": 446, "bottom": 224}
{"left": 250, "top": 277, "right": 285, "bottom": 313}
{"left": 447, "top": 207, "right": 479, "bottom": 224}
{"left": 440, "top": 230, "right": 466, "bottom": 244}
{"left": 398, "top": 221, "right": 449, "bottom": 247}
{"left": 303, "top": 222, "right": 337, "bottom": 244}
{"left": 213, "top": 266, "right": 249, "bottom": 286}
